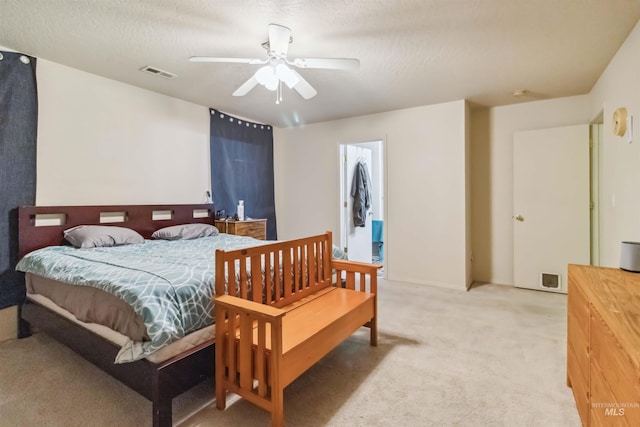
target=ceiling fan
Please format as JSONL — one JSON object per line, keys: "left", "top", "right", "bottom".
{"left": 189, "top": 23, "right": 360, "bottom": 102}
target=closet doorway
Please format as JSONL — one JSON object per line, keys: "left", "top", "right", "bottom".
{"left": 339, "top": 140, "right": 385, "bottom": 272}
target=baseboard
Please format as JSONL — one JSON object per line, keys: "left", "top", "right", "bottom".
{"left": 0, "top": 305, "right": 18, "bottom": 343}
{"left": 389, "top": 275, "right": 467, "bottom": 291}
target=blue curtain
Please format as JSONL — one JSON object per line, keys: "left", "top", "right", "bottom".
{"left": 210, "top": 109, "right": 277, "bottom": 240}
{"left": 0, "top": 52, "right": 38, "bottom": 311}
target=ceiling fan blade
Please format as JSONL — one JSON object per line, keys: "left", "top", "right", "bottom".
{"left": 288, "top": 57, "right": 360, "bottom": 70}
{"left": 268, "top": 23, "right": 291, "bottom": 57}
{"left": 232, "top": 76, "right": 259, "bottom": 96}
{"left": 290, "top": 70, "right": 317, "bottom": 100}
{"left": 189, "top": 56, "right": 266, "bottom": 65}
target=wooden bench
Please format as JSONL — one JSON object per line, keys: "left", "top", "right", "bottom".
{"left": 214, "top": 231, "right": 380, "bottom": 426}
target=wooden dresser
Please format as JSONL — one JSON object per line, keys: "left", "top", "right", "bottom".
{"left": 567, "top": 264, "right": 640, "bottom": 426}
{"left": 214, "top": 219, "right": 267, "bottom": 240}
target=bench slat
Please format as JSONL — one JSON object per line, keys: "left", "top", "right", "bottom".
{"left": 239, "top": 256, "right": 248, "bottom": 299}
{"left": 251, "top": 255, "right": 262, "bottom": 303}
{"left": 239, "top": 312, "right": 253, "bottom": 389}
{"left": 283, "top": 248, "right": 292, "bottom": 300}
{"left": 274, "top": 250, "right": 281, "bottom": 302}
{"left": 227, "top": 310, "right": 237, "bottom": 387}
{"left": 265, "top": 255, "right": 273, "bottom": 305}
{"left": 257, "top": 319, "right": 267, "bottom": 397}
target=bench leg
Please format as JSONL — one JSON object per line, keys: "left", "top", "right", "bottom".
{"left": 271, "top": 387, "right": 284, "bottom": 427}
{"left": 370, "top": 315, "right": 378, "bottom": 347}
{"left": 216, "top": 389, "right": 226, "bottom": 410}
{"left": 370, "top": 296, "right": 378, "bottom": 346}
{"left": 215, "top": 375, "right": 226, "bottom": 409}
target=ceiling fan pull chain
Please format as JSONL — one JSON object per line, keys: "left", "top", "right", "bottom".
{"left": 276, "top": 80, "right": 284, "bottom": 104}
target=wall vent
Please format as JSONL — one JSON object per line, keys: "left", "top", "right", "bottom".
{"left": 540, "top": 273, "right": 560, "bottom": 289}
{"left": 139, "top": 66, "right": 177, "bottom": 79}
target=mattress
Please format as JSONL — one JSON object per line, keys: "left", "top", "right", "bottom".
{"left": 26, "top": 292, "right": 214, "bottom": 364}
{"left": 17, "top": 234, "right": 270, "bottom": 362}
{"left": 26, "top": 273, "right": 149, "bottom": 341}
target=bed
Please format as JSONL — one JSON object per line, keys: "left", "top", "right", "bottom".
{"left": 16, "top": 204, "right": 267, "bottom": 427}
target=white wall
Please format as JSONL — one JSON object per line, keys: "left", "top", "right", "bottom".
{"left": 470, "top": 95, "right": 592, "bottom": 285}
{"left": 274, "top": 100, "right": 470, "bottom": 290}
{"left": 36, "top": 59, "right": 211, "bottom": 205}
{"left": 589, "top": 20, "right": 640, "bottom": 267}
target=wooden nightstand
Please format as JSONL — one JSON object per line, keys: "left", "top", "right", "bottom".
{"left": 214, "top": 219, "right": 267, "bottom": 240}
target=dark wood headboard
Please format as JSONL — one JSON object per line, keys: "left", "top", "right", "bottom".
{"left": 18, "top": 204, "right": 214, "bottom": 259}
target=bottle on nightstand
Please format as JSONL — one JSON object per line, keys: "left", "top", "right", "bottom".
{"left": 237, "top": 200, "right": 244, "bottom": 221}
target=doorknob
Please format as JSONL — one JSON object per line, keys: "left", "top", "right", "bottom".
{"left": 515, "top": 215, "right": 524, "bottom": 222}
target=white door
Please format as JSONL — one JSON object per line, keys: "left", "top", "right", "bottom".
{"left": 344, "top": 145, "right": 373, "bottom": 263}
{"left": 513, "top": 125, "right": 590, "bottom": 293}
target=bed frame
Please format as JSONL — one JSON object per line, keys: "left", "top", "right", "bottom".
{"left": 18, "top": 204, "right": 217, "bottom": 427}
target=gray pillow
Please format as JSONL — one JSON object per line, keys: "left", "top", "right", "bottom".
{"left": 152, "top": 223, "right": 219, "bottom": 240}
{"left": 64, "top": 225, "right": 145, "bottom": 248}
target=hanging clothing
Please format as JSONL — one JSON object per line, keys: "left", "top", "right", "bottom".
{"left": 351, "top": 161, "right": 372, "bottom": 227}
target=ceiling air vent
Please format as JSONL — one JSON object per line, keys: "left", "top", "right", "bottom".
{"left": 139, "top": 66, "right": 177, "bottom": 79}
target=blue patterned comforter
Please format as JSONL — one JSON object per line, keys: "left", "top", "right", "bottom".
{"left": 16, "top": 234, "right": 269, "bottom": 363}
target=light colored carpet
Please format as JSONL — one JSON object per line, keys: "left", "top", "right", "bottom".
{"left": 0, "top": 280, "right": 581, "bottom": 426}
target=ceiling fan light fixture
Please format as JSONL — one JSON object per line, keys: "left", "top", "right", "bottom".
{"left": 275, "top": 63, "right": 299, "bottom": 88}
{"left": 254, "top": 63, "right": 298, "bottom": 91}
{"left": 265, "top": 77, "right": 279, "bottom": 91}
{"left": 255, "top": 65, "right": 275, "bottom": 85}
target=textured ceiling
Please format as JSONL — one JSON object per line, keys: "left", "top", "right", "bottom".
{"left": 1, "top": 0, "right": 639, "bottom": 127}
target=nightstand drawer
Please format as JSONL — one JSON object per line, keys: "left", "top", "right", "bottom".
{"left": 215, "top": 219, "right": 267, "bottom": 240}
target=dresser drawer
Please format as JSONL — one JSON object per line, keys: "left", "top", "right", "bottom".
{"left": 591, "top": 359, "right": 640, "bottom": 426}
{"left": 568, "top": 274, "right": 589, "bottom": 333}
{"left": 567, "top": 343, "right": 590, "bottom": 426}
{"left": 567, "top": 309, "right": 590, "bottom": 389}
{"left": 567, "top": 273, "right": 590, "bottom": 386}
{"left": 567, "top": 265, "right": 640, "bottom": 427}
{"left": 590, "top": 311, "right": 640, "bottom": 424}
